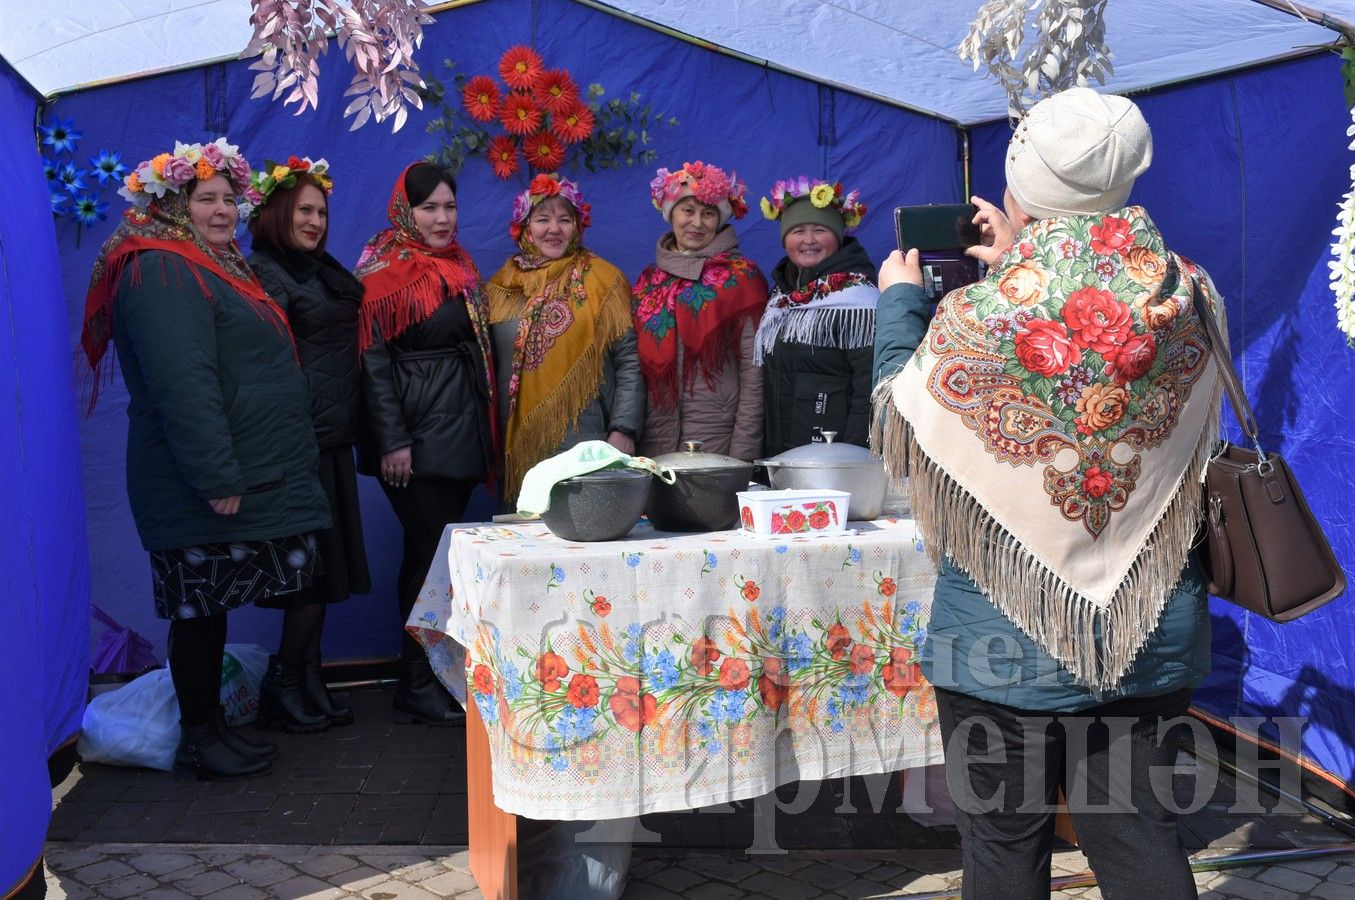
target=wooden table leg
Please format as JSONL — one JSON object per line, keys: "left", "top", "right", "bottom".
{"left": 466, "top": 696, "right": 518, "bottom": 900}
{"left": 1053, "top": 788, "right": 1079, "bottom": 846}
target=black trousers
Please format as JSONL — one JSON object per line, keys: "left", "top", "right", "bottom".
{"left": 381, "top": 477, "right": 475, "bottom": 658}
{"left": 936, "top": 687, "right": 1198, "bottom": 900}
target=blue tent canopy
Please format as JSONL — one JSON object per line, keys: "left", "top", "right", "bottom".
{"left": 3, "top": 0, "right": 1354, "bottom": 893}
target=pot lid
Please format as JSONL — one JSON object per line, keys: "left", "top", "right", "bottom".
{"left": 756, "top": 431, "right": 881, "bottom": 468}
{"left": 560, "top": 467, "right": 652, "bottom": 484}
{"left": 652, "top": 441, "right": 752, "bottom": 472}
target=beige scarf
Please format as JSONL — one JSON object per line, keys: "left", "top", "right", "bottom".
{"left": 873, "top": 207, "right": 1224, "bottom": 690}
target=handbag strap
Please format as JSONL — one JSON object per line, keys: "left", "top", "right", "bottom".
{"left": 1189, "top": 276, "right": 1266, "bottom": 459}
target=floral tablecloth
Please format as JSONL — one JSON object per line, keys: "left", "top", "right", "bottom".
{"left": 408, "top": 519, "right": 944, "bottom": 820}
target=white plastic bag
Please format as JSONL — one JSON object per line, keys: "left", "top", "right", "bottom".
{"left": 78, "top": 643, "right": 270, "bottom": 771}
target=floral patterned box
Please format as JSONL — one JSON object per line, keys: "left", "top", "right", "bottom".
{"left": 737, "top": 489, "right": 850, "bottom": 537}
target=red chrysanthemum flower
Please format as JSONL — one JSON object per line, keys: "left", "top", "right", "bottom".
{"left": 499, "top": 92, "right": 544, "bottom": 136}
{"left": 488, "top": 135, "right": 520, "bottom": 180}
{"left": 533, "top": 69, "right": 579, "bottom": 116}
{"left": 522, "top": 131, "right": 565, "bottom": 171}
{"left": 550, "top": 101, "right": 595, "bottom": 145}
{"left": 461, "top": 75, "right": 501, "bottom": 122}
{"left": 499, "top": 45, "right": 545, "bottom": 91}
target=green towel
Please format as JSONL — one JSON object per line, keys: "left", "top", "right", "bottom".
{"left": 516, "top": 441, "right": 674, "bottom": 516}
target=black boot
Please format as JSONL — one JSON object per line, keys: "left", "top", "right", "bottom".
{"left": 174, "top": 720, "right": 270, "bottom": 781}
{"left": 393, "top": 657, "right": 464, "bottom": 726}
{"left": 257, "top": 657, "right": 330, "bottom": 733}
{"left": 304, "top": 658, "right": 354, "bottom": 727}
{"left": 215, "top": 706, "right": 277, "bottom": 760}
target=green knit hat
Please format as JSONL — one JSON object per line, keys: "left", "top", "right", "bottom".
{"left": 779, "top": 196, "right": 844, "bottom": 243}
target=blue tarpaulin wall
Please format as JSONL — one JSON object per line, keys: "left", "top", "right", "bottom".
{"left": 973, "top": 52, "right": 1355, "bottom": 800}
{"left": 0, "top": 61, "right": 90, "bottom": 896}
{"left": 45, "top": 0, "right": 961, "bottom": 665}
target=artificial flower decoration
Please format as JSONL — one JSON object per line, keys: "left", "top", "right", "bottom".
{"left": 508, "top": 172, "right": 591, "bottom": 241}
{"left": 760, "top": 176, "right": 868, "bottom": 233}
{"left": 461, "top": 75, "right": 501, "bottom": 122}
{"left": 89, "top": 150, "right": 129, "bottom": 185}
{"left": 72, "top": 195, "right": 109, "bottom": 226}
{"left": 58, "top": 162, "right": 87, "bottom": 195}
{"left": 533, "top": 69, "right": 579, "bottom": 116}
{"left": 550, "top": 101, "right": 594, "bottom": 145}
{"left": 499, "top": 45, "right": 545, "bottom": 91}
{"left": 50, "top": 192, "right": 67, "bottom": 215}
{"left": 40, "top": 118, "right": 82, "bottom": 154}
{"left": 42, "top": 158, "right": 59, "bottom": 184}
{"left": 500, "top": 91, "right": 544, "bottom": 136}
{"left": 118, "top": 138, "right": 254, "bottom": 207}
{"left": 488, "top": 134, "right": 521, "bottom": 179}
{"left": 247, "top": 155, "right": 332, "bottom": 217}
{"left": 649, "top": 161, "right": 750, "bottom": 219}
{"left": 522, "top": 131, "right": 565, "bottom": 171}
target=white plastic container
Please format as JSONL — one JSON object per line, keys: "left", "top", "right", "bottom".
{"left": 736, "top": 489, "right": 851, "bottom": 537}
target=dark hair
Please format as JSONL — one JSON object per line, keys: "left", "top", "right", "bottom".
{"left": 247, "top": 173, "right": 329, "bottom": 253}
{"left": 404, "top": 162, "right": 457, "bottom": 205}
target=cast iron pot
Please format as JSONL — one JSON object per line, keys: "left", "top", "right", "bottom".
{"left": 540, "top": 468, "right": 653, "bottom": 542}
{"left": 646, "top": 442, "right": 754, "bottom": 532}
{"left": 756, "top": 431, "right": 888, "bottom": 520}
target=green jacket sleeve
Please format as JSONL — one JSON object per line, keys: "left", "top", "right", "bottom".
{"left": 872, "top": 283, "right": 932, "bottom": 387}
{"left": 116, "top": 253, "right": 246, "bottom": 499}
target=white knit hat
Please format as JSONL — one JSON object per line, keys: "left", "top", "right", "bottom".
{"left": 1005, "top": 87, "right": 1153, "bottom": 220}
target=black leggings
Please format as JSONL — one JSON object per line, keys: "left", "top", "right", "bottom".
{"left": 167, "top": 614, "right": 228, "bottom": 728}
{"left": 381, "top": 477, "right": 475, "bottom": 659}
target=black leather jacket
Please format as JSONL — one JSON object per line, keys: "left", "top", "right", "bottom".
{"left": 249, "top": 242, "right": 363, "bottom": 449}
{"left": 359, "top": 289, "right": 493, "bottom": 481}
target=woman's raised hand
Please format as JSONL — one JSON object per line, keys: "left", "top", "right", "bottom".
{"left": 965, "top": 195, "right": 1017, "bottom": 265}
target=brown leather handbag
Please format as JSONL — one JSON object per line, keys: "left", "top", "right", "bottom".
{"left": 1191, "top": 280, "right": 1346, "bottom": 621}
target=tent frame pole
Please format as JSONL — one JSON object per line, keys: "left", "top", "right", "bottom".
{"left": 1247, "top": 0, "right": 1355, "bottom": 43}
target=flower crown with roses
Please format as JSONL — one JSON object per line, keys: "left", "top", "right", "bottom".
{"left": 649, "top": 161, "right": 749, "bottom": 220}
{"left": 247, "top": 156, "right": 332, "bottom": 219}
{"left": 509, "top": 173, "right": 591, "bottom": 241}
{"left": 760, "top": 177, "right": 867, "bottom": 233}
{"left": 117, "top": 138, "right": 255, "bottom": 208}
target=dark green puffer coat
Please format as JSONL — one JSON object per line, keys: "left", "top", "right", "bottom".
{"left": 112, "top": 250, "right": 331, "bottom": 551}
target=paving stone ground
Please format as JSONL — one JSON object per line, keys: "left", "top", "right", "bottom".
{"left": 40, "top": 686, "right": 1355, "bottom": 898}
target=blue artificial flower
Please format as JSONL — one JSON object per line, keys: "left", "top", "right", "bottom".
{"left": 641, "top": 648, "right": 679, "bottom": 691}
{"left": 40, "top": 118, "right": 81, "bottom": 154}
{"left": 42, "top": 157, "right": 59, "bottom": 182}
{"left": 709, "top": 689, "right": 748, "bottom": 725}
{"left": 556, "top": 706, "right": 597, "bottom": 743}
{"left": 58, "top": 162, "right": 86, "bottom": 195}
{"left": 89, "top": 149, "right": 128, "bottom": 185}
{"left": 50, "top": 191, "right": 67, "bottom": 215}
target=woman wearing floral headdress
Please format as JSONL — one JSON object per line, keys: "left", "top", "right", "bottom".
{"left": 247, "top": 156, "right": 370, "bottom": 732}
{"left": 81, "top": 139, "right": 330, "bottom": 780}
{"left": 757, "top": 178, "right": 876, "bottom": 456}
{"left": 632, "top": 161, "right": 768, "bottom": 461}
{"left": 357, "top": 162, "right": 495, "bottom": 725}
{"left": 485, "top": 172, "right": 643, "bottom": 503}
